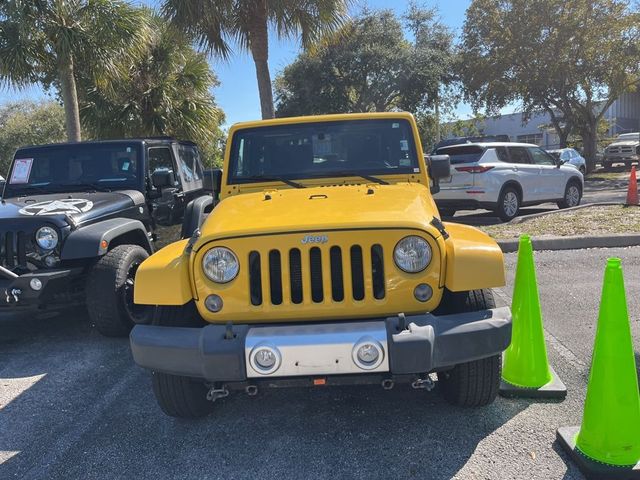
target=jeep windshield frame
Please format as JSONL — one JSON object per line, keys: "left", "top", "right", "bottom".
{"left": 227, "top": 119, "right": 421, "bottom": 185}
{"left": 3, "top": 142, "right": 143, "bottom": 198}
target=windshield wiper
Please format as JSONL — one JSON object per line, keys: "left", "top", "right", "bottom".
{"left": 308, "top": 171, "right": 389, "bottom": 185}
{"left": 241, "top": 176, "right": 306, "bottom": 189}
{"left": 58, "top": 183, "right": 112, "bottom": 192}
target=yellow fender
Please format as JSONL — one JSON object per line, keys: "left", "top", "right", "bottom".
{"left": 443, "top": 222, "right": 506, "bottom": 292}
{"left": 134, "top": 239, "right": 193, "bottom": 306}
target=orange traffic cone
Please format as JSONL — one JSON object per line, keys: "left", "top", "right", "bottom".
{"left": 625, "top": 166, "right": 638, "bottom": 206}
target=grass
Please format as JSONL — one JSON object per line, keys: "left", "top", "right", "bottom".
{"left": 480, "top": 205, "right": 640, "bottom": 240}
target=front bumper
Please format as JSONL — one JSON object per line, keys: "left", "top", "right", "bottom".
{"left": 0, "top": 268, "right": 83, "bottom": 307}
{"left": 130, "top": 307, "right": 512, "bottom": 382}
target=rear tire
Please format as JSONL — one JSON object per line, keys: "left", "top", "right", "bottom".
{"left": 86, "top": 245, "right": 152, "bottom": 337}
{"left": 151, "top": 304, "right": 214, "bottom": 418}
{"left": 496, "top": 186, "right": 520, "bottom": 222}
{"left": 435, "top": 289, "right": 501, "bottom": 407}
{"left": 557, "top": 180, "right": 582, "bottom": 209}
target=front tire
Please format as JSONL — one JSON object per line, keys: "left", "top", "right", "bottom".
{"left": 557, "top": 180, "right": 582, "bottom": 209}
{"left": 496, "top": 186, "right": 520, "bottom": 222}
{"left": 435, "top": 289, "right": 501, "bottom": 407}
{"left": 86, "top": 244, "right": 152, "bottom": 337}
{"left": 151, "top": 304, "right": 215, "bottom": 418}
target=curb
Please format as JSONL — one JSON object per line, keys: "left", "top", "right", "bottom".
{"left": 497, "top": 233, "right": 640, "bottom": 253}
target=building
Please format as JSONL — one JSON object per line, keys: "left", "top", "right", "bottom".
{"left": 450, "top": 92, "right": 640, "bottom": 149}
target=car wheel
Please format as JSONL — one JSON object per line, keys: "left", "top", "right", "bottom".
{"left": 602, "top": 161, "right": 612, "bottom": 171}
{"left": 86, "top": 244, "right": 153, "bottom": 337}
{"left": 557, "top": 180, "right": 582, "bottom": 209}
{"left": 438, "top": 208, "right": 456, "bottom": 217}
{"left": 151, "top": 303, "right": 215, "bottom": 418}
{"left": 435, "top": 289, "right": 501, "bottom": 407}
{"left": 496, "top": 186, "right": 520, "bottom": 222}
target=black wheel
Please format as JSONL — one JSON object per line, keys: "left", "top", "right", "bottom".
{"left": 151, "top": 304, "right": 214, "bottom": 418}
{"left": 435, "top": 289, "right": 501, "bottom": 407}
{"left": 496, "top": 186, "right": 520, "bottom": 222}
{"left": 557, "top": 180, "right": 582, "bottom": 209}
{"left": 602, "top": 161, "right": 612, "bottom": 171}
{"left": 438, "top": 208, "right": 456, "bottom": 217}
{"left": 86, "top": 244, "right": 152, "bottom": 337}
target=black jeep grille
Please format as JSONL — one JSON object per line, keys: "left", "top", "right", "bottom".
{"left": 0, "top": 230, "right": 30, "bottom": 269}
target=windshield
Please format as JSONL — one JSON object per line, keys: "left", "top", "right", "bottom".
{"left": 617, "top": 133, "right": 639, "bottom": 141}
{"left": 4, "top": 142, "right": 142, "bottom": 197}
{"left": 228, "top": 119, "right": 421, "bottom": 184}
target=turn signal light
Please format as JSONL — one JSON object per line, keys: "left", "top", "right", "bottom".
{"left": 455, "top": 166, "right": 494, "bottom": 173}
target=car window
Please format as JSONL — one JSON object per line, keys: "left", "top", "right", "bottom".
{"left": 495, "top": 146, "right": 510, "bottom": 162}
{"left": 507, "top": 147, "right": 530, "bottom": 164}
{"left": 528, "top": 147, "right": 556, "bottom": 166}
{"left": 176, "top": 144, "right": 203, "bottom": 182}
{"left": 435, "top": 145, "right": 485, "bottom": 164}
{"left": 149, "top": 147, "right": 174, "bottom": 173}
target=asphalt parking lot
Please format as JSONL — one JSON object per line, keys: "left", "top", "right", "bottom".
{"left": 1, "top": 247, "right": 639, "bottom": 480}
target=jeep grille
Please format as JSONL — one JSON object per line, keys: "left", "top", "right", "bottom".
{"left": 248, "top": 244, "right": 386, "bottom": 306}
{"left": 0, "top": 230, "right": 29, "bottom": 269}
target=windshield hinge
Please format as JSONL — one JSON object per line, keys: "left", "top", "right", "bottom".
{"left": 430, "top": 217, "right": 449, "bottom": 239}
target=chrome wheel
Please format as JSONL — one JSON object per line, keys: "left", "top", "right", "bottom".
{"left": 566, "top": 184, "right": 581, "bottom": 207}
{"left": 503, "top": 191, "right": 519, "bottom": 217}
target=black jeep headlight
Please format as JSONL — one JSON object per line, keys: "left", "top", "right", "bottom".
{"left": 394, "top": 236, "right": 431, "bottom": 273}
{"left": 35, "top": 226, "right": 59, "bottom": 250}
{"left": 202, "top": 247, "right": 239, "bottom": 283}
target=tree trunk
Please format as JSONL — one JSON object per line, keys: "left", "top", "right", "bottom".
{"left": 58, "top": 56, "right": 82, "bottom": 142}
{"left": 248, "top": 3, "right": 275, "bottom": 119}
{"left": 581, "top": 123, "right": 598, "bottom": 173}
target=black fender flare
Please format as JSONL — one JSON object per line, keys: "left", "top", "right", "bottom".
{"left": 181, "top": 195, "right": 214, "bottom": 239}
{"left": 60, "top": 218, "right": 152, "bottom": 260}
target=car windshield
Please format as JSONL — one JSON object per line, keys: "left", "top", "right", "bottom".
{"left": 4, "top": 142, "right": 142, "bottom": 197}
{"left": 435, "top": 145, "right": 485, "bottom": 164}
{"left": 617, "top": 133, "right": 639, "bottom": 141}
{"left": 228, "top": 119, "right": 421, "bottom": 184}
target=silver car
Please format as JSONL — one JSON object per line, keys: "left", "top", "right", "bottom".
{"left": 547, "top": 148, "right": 586, "bottom": 174}
{"left": 433, "top": 142, "right": 584, "bottom": 222}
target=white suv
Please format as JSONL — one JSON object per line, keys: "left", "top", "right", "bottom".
{"left": 433, "top": 142, "right": 584, "bottom": 221}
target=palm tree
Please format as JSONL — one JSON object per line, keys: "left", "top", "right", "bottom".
{"left": 0, "top": 0, "right": 149, "bottom": 142}
{"left": 162, "top": 0, "right": 349, "bottom": 119}
{"left": 78, "top": 12, "right": 225, "bottom": 162}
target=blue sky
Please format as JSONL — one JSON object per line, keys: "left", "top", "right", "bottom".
{"left": 0, "top": 0, "right": 478, "bottom": 127}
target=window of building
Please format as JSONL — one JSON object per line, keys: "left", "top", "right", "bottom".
{"left": 516, "top": 133, "right": 543, "bottom": 145}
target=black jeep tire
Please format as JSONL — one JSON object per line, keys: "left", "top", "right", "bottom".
{"left": 86, "top": 244, "right": 152, "bottom": 337}
{"left": 495, "top": 186, "right": 520, "bottom": 222}
{"left": 435, "top": 289, "right": 501, "bottom": 407}
{"left": 151, "top": 304, "right": 214, "bottom": 418}
{"left": 557, "top": 179, "right": 582, "bottom": 209}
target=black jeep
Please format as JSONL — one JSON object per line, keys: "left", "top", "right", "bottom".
{"left": 0, "top": 138, "right": 218, "bottom": 336}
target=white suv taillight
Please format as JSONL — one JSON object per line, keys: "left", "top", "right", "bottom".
{"left": 455, "top": 166, "right": 494, "bottom": 173}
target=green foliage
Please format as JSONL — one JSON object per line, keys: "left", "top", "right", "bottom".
{"left": 0, "top": 101, "right": 66, "bottom": 175}
{"left": 0, "top": 0, "right": 150, "bottom": 141}
{"left": 460, "top": 0, "right": 640, "bottom": 167}
{"left": 77, "top": 12, "right": 225, "bottom": 165}
{"left": 275, "top": 7, "right": 456, "bottom": 120}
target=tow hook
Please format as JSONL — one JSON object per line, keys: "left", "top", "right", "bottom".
{"left": 5, "top": 288, "right": 21, "bottom": 303}
{"left": 381, "top": 379, "right": 394, "bottom": 390}
{"left": 245, "top": 385, "right": 258, "bottom": 396}
{"left": 411, "top": 376, "right": 435, "bottom": 391}
{"left": 206, "top": 386, "right": 229, "bottom": 402}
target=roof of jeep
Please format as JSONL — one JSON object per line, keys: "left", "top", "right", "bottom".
{"left": 15, "top": 137, "right": 196, "bottom": 151}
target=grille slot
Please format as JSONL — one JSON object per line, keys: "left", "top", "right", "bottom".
{"left": 5, "top": 232, "right": 15, "bottom": 268}
{"left": 371, "top": 245, "right": 385, "bottom": 300}
{"left": 289, "top": 248, "right": 303, "bottom": 304}
{"left": 268, "top": 250, "right": 283, "bottom": 305}
{"left": 350, "top": 245, "right": 365, "bottom": 301}
{"left": 329, "top": 246, "right": 344, "bottom": 302}
{"left": 309, "top": 247, "right": 324, "bottom": 303}
{"left": 249, "top": 251, "right": 262, "bottom": 306}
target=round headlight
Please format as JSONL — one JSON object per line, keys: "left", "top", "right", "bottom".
{"left": 394, "top": 236, "right": 431, "bottom": 273}
{"left": 35, "top": 226, "right": 58, "bottom": 250}
{"left": 202, "top": 247, "right": 239, "bottom": 283}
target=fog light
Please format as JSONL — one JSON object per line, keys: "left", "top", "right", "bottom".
{"left": 352, "top": 337, "right": 384, "bottom": 370}
{"left": 29, "top": 278, "right": 42, "bottom": 291}
{"left": 414, "top": 284, "right": 433, "bottom": 302}
{"left": 249, "top": 344, "right": 281, "bottom": 374}
{"left": 205, "top": 294, "right": 223, "bottom": 312}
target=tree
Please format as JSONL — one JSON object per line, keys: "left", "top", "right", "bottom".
{"left": 162, "top": 0, "right": 349, "bottom": 119}
{"left": 0, "top": 0, "right": 149, "bottom": 142}
{"left": 0, "top": 101, "right": 66, "bottom": 175}
{"left": 460, "top": 0, "right": 640, "bottom": 170}
{"left": 274, "top": 7, "right": 456, "bottom": 149}
{"left": 78, "top": 12, "right": 225, "bottom": 166}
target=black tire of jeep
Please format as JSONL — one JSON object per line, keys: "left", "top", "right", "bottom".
{"left": 495, "top": 186, "right": 520, "bottom": 222}
{"left": 557, "top": 179, "right": 582, "bottom": 209}
{"left": 86, "top": 244, "right": 152, "bottom": 337}
{"left": 435, "top": 289, "right": 501, "bottom": 407}
{"left": 151, "top": 304, "right": 214, "bottom": 418}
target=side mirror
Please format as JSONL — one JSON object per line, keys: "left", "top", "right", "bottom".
{"left": 151, "top": 169, "right": 175, "bottom": 189}
{"left": 203, "top": 168, "right": 223, "bottom": 197}
{"left": 557, "top": 159, "right": 566, "bottom": 167}
{"left": 425, "top": 154, "right": 451, "bottom": 194}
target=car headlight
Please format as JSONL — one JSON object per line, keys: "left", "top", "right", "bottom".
{"left": 35, "top": 226, "right": 58, "bottom": 250}
{"left": 394, "top": 236, "right": 431, "bottom": 273}
{"left": 202, "top": 247, "right": 239, "bottom": 283}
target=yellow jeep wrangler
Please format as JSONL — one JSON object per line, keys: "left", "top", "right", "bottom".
{"left": 130, "top": 112, "right": 512, "bottom": 418}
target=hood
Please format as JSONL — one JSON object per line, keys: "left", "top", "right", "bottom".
{"left": 197, "top": 182, "right": 440, "bottom": 245}
{"left": 608, "top": 140, "right": 639, "bottom": 148}
{"left": 0, "top": 191, "right": 136, "bottom": 226}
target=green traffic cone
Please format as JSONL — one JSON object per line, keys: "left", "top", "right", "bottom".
{"left": 499, "top": 235, "right": 566, "bottom": 399}
{"left": 557, "top": 258, "right": 640, "bottom": 478}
